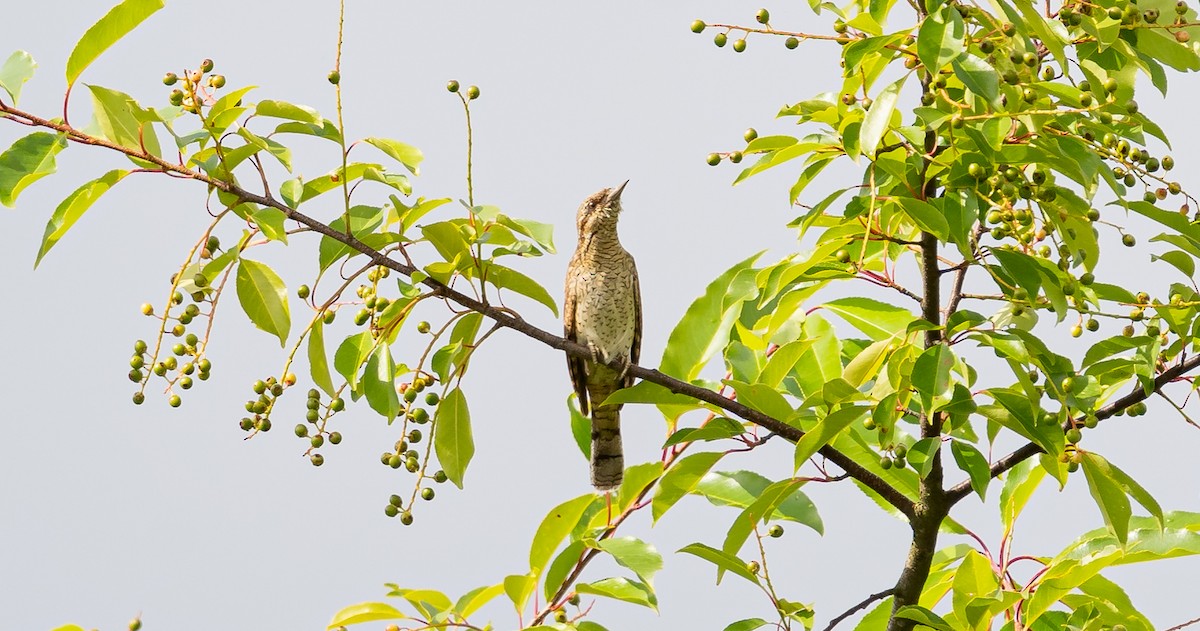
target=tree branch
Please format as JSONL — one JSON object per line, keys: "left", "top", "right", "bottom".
{"left": 0, "top": 102, "right": 916, "bottom": 517}
{"left": 822, "top": 588, "right": 894, "bottom": 631}
{"left": 944, "top": 351, "right": 1200, "bottom": 505}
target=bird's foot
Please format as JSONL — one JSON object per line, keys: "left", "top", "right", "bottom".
{"left": 614, "top": 354, "right": 632, "bottom": 382}
{"left": 587, "top": 341, "right": 604, "bottom": 365}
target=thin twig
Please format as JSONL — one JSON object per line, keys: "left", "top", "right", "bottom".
{"left": 822, "top": 588, "right": 894, "bottom": 631}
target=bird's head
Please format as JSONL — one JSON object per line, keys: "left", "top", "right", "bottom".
{"left": 576, "top": 180, "right": 629, "bottom": 236}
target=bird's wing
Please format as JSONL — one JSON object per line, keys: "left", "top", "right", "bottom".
{"left": 628, "top": 258, "right": 642, "bottom": 389}
{"left": 564, "top": 265, "right": 590, "bottom": 414}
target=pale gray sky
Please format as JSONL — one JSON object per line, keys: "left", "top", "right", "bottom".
{"left": 2, "top": 2, "right": 1199, "bottom": 630}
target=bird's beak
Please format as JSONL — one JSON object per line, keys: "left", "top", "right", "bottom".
{"left": 607, "top": 180, "right": 630, "bottom": 204}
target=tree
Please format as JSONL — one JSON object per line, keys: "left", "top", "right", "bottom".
{"left": 4, "top": 0, "right": 1200, "bottom": 629}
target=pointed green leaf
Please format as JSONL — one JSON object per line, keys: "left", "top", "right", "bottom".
{"left": 87, "top": 84, "right": 162, "bottom": 160}
{"left": 859, "top": 75, "right": 906, "bottom": 157}
{"left": 589, "top": 537, "right": 663, "bottom": 588}
{"left": 677, "top": 542, "right": 760, "bottom": 586}
{"left": 0, "top": 132, "right": 67, "bottom": 208}
{"left": 308, "top": 318, "right": 335, "bottom": 397}
{"left": 486, "top": 264, "right": 558, "bottom": 316}
{"left": 235, "top": 258, "right": 290, "bottom": 346}
{"left": 951, "top": 54, "right": 1000, "bottom": 104}
{"left": 503, "top": 573, "right": 536, "bottom": 614}
{"left": 363, "top": 343, "right": 400, "bottom": 420}
{"left": 695, "top": 470, "right": 823, "bottom": 534}
{"left": 1081, "top": 452, "right": 1132, "bottom": 544}
{"left": 334, "top": 331, "right": 374, "bottom": 388}
{"left": 823, "top": 297, "right": 916, "bottom": 340}
{"left": 917, "top": 8, "right": 965, "bottom": 71}
{"left": 434, "top": 387, "right": 473, "bottom": 488}
{"left": 529, "top": 493, "right": 595, "bottom": 576}
{"left": 0, "top": 51, "right": 36, "bottom": 104}
{"left": 794, "top": 406, "right": 868, "bottom": 470}
{"left": 652, "top": 451, "right": 724, "bottom": 522}
{"left": 894, "top": 196, "right": 950, "bottom": 240}
{"left": 453, "top": 583, "right": 504, "bottom": 618}
{"left": 66, "top": 0, "right": 163, "bottom": 87}
{"left": 894, "top": 605, "right": 954, "bottom": 631}
{"left": 617, "top": 461, "right": 663, "bottom": 513}
{"left": 35, "top": 169, "right": 127, "bottom": 266}
{"left": 325, "top": 602, "right": 405, "bottom": 629}
{"left": 660, "top": 252, "right": 763, "bottom": 381}
{"left": 576, "top": 577, "right": 657, "bottom": 610}
{"left": 255, "top": 99, "right": 320, "bottom": 124}
{"left": 1001, "top": 457, "right": 1046, "bottom": 530}
{"left": 364, "top": 137, "right": 424, "bottom": 175}
{"left": 950, "top": 440, "right": 990, "bottom": 501}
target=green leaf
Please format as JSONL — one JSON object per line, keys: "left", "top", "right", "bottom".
{"left": 66, "top": 0, "right": 163, "bottom": 87}
{"left": 603, "top": 380, "right": 702, "bottom": 407}
{"left": 904, "top": 437, "right": 940, "bottom": 478}
{"left": 363, "top": 343, "right": 400, "bottom": 420}
{"left": 1024, "top": 543, "right": 1123, "bottom": 625}
{"left": 334, "top": 332, "right": 374, "bottom": 388}
{"left": 589, "top": 537, "right": 663, "bottom": 587}
{"left": 0, "top": 132, "right": 67, "bottom": 208}
{"left": 35, "top": 169, "right": 127, "bottom": 266}
{"left": 1104, "top": 456, "right": 1164, "bottom": 527}
{"left": 308, "top": 318, "right": 335, "bottom": 397}
{"left": 823, "top": 297, "right": 915, "bottom": 340}
{"left": 858, "top": 74, "right": 906, "bottom": 156}
{"left": 893, "top": 605, "right": 954, "bottom": 631}
{"left": 663, "top": 418, "right": 745, "bottom": 447}
{"left": 694, "top": 470, "right": 823, "bottom": 534}
{"left": 87, "top": 84, "right": 162, "bottom": 161}
{"left": 576, "top": 577, "right": 657, "bottom": 610}
{"left": 503, "top": 573, "right": 536, "bottom": 614}
{"left": 721, "top": 479, "right": 805, "bottom": 565}
{"left": 677, "top": 542, "right": 760, "bottom": 586}
{"left": 568, "top": 394, "right": 591, "bottom": 460}
{"left": 1081, "top": 452, "right": 1132, "bottom": 544}
{"left": 652, "top": 451, "right": 724, "bottom": 522}
{"left": 486, "top": 264, "right": 558, "bottom": 316}
{"left": 237, "top": 127, "right": 292, "bottom": 172}
{"left": 952, "top": 54, "right": 1000, "bottom": 104}
{"left": 434, "top": 387, "right": 473, "bottom": 489}
{"left": 543, "top": 539, "right": 586, "bottom": 602}
{"left": 325, "top": 601, "right": 406, "bottom": 629}
{"left": 235, "top": 258, "right": 290, "bottom": 346}
{"left": 1001, "top": 455, "right": 1046, "bottom": 530}
{"left": 422, "top": 220, "right": 472, "bottom": 264}
{"left": 364, "top": 137, "right": 424, "bottom": 174}
{"left": 0, "top": 50, "right": 36, "bottom": 105}
{"left": 318, "top": 205, "right": 385, "bottom": 271}
{"left": 254, "top": 99, "right": 320, "bottom": 124}
{"left": 252, "top": 207, "right": 288, "bottom": 243}
{"left": 950, "top": 440, "right": 990, "bottom": 501}
{"left": 794, "top": 406, "right": 868, "bottom": 470}
{"left": 917, "top": 8, "right": 965, "bottom": 72}
{"left": 894, "top": 196, "right": 950, "bottom": 240}
{"left": 660, "top": 252, "right": 763, "bottom": 381}
{"left": 724, "top": 619, "right": 768, "bottom": 631}
{"left": 723, "top": 380, "right": 793, "bottom": 421}
{"left": 912, "top": 343, "right": 954, "bottom": 408}
{"left": 617, "top": 461, "right": 663, "bottom": 513}
{"left": 453, "top": 583, "right": 503, "bottom": 618}
{"left": 529, "top": 493, "right": 596, "bottom": 576}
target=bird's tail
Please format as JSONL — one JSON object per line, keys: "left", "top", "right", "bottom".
{"left": 587, "top": 367, "right": 624, "bottom": 491}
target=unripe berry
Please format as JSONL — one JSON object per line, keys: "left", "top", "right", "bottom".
{"left": 690, "top": 19, "right": 706, "bottom": 33}
{"left": 298, "top": 284, "right": 310, "bottom": 299}
{"left": 714, "top": 32, "right": 728, "bottom": 47}
{"left": 785, "top": 36, "right": 799, "bottom": 49}
{"left": 706, "top": 153, "right": 721, "bottom": 166}
{"left": 768, "top": 524, "right": 784, "bottom": 537}
{"left": 310, "top": 453, "right": 324, "bottom": 466}
{"left": 421, "top": 487, "right": 435, "bottom": 501}
{"left": 733, "top": 38, "right": 748, "bottom": 52}
{"left": 169, "top": 394, "right": 182, "bottom": 408}
{"left": 328, "top": 70, "right": 341, "bottom": 84}
{"left": 756, "top": 8, "right": 770, "bottom": 23}
{"left": 466, "top": 85, "right": 480, "bottom": 100}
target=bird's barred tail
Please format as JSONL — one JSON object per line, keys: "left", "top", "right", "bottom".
{"left": 587, "top": 372, "right": 624, "bottom": 491}
{"left": 590, "top": 403, "right": 623, "bottom": 491}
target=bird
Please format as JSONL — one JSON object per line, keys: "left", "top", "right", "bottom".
{"left": 563, "top": 180, "right": 642, "bottom": 493}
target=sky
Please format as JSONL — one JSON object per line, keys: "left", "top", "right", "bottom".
{"left": 2, "top": 2, "right": 1200, "bottom": 630}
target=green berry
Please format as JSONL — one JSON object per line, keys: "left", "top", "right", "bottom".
{"left": 421, "top": 487, "right": 435, "bottom": 501}
{"left": 466, "top": 85, "right": 480, "bottom": 100}
{"left": 416, "top": 321, "right": 431, "bottom": 334}
{"left": 200, "top": 58, "right": 214, "bottom": 73}
{"left": 714, "top": 32, "right": 728, "bottom": 47}
{"left": 169, "top": 394, "right": 182, "bottom": 408}
{"left": 163, "top": 72, "right": 178, "bottom": 86}
{"left": 400, "top": 511, "right": 413, "bottom": 525}
{"left": 756, "top": 8, "right": 770, "bottom": 23}
{"left": 295, "top": 424, "right": 309, "bottom": 437}
{"left": 768, "top": 524, "right": 784, "bottom": 537}
{"left": 208, "top": 74, "right": 226, "bottom": 89}
{"left": 329, "top": 432, "right": 342, "bottom": 445}
{"left": 691, "top": 19, "right": 706, "bottom": 33}
{"left": 446, "top": 80, "right": 459, "bottom": 93}
{"left": 1066, "top": 427, "right": 1083, "bottom": 443}
{"left": 298, "top": 284, "right": 310, "bottom": 299}
{"left": 785, "top": 36, "right": 799, "bottom": 49}
{"left": 328, "top": 70, "right": 341, "bottom": 84}
{"left": 331, "top": 397, "right": 345, "bottom": 412}
{"left": 408, "top": 429, "right": 422, "bottom": 443}
{"left": 310, "top": 453, "right": 324, "bottom": 466}
{"left": 706, "top": 153, "right": 722, "bottom": 166}
{"left": 133, "top": 392, "right": 145, "bottom": 405}
{"left": 384, "top": 504, "right": 399, "bottom": 517}
{"left": 311, "top": 435, "right": 324, "bottom": 448}
{"left": 1122, "top": 234, "right": 1136, "bottom": 247}
{"left": 733, "top": 38, "right": 748, "bottom": 53}
{"left": 434, "top": 470, "right": 448, "bottom": 483}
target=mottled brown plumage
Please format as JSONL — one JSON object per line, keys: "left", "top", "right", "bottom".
{"left": 564, "top": 181, "right": 641, "bottom": 491}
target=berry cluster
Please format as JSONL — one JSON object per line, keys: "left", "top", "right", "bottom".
{"left": 163, "top": 58, "right": 225, "bottom": 115}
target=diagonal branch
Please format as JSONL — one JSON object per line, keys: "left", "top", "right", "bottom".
{"left": 945, "top": 351, "right": 1200, "bottom": 505}
{"left": 0, "top": 102, "right": 916, "bottom": 518}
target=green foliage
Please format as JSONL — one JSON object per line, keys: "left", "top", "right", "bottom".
{"left": 9, "top": 0, "right": 1200, "bottom": 629}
